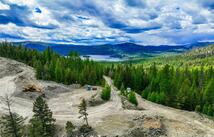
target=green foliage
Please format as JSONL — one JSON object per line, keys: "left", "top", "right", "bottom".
{"left": 112, "top": 62, "right": 214, "bottom": 117}
{"left": 120, "top": 83, "right": 125, "bottom": 96}
{"left": 143, "top": 44, "right": 214, "bottom": 67}
{"left": 101, "top": 84, "right": 111, "bottom": 101}
{"left": 78, "top": 99, "right": 89, "bottom": 127}
{"left": 0, "top": 42, "right": 105, "bottom": 86}
{"left": 0, "top": 96, "right": 25, "bottom": 137}
{"left": 66, "top": 121, "right": 75, "bottom": 137}
{"left": 128, "top": 91, "right": 138, "bottom": 106}
{"left": 195, "top": 105, "right": 201, "bottom": 112}
{"left": 0, "top": 113, "right": 25, "bottom": 137}
{"left": 29, "top": 95, "right": 55, "bottom": 137}
{"left": 1, "top": 42, "right": 214, "bottom": 118}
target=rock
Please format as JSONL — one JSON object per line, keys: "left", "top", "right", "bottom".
{"left": 122, "top": 116, "right": 166, "bottom": 137}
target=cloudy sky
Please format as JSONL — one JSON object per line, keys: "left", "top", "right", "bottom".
{"left": 0, "top": 0, "right": 214, "bottom": 45}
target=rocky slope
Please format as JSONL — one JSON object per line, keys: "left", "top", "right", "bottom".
{"left": 0, "top": 57, "right": 214, "bottom": 137}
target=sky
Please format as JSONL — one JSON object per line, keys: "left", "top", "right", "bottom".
{"left": 0, "top": 0, "right": 214, "bottom": 45}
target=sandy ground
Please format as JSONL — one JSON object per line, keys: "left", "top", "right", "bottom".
{"left": 0, "top": 57, "right": 214, "bottom": 137}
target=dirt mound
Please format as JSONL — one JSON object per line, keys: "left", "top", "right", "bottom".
{"left": 87, "top": 93, "right": 105, "bottom": 107}
{"left": 121, "top": 96, "right": 144, "bottom": 110}
{"left": 123, "top": 116, "right": 166, "bottom": 137}
{"left": 23, "top": 84, "right": 42, "bottom": 92}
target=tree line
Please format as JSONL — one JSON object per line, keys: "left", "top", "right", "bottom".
{"left": 0, "top": 42, "right": 105, "bottom": 85}
{"left": 113, "top": 63, "right": 214, "bottom": 117}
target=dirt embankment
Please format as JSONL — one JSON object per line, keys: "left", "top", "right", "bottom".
{"left": 0, "top": 57, "right": 214, "bottom": 137}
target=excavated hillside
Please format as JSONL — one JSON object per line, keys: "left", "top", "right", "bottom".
{"left": 0, "top": 57, "right": 214, "bottom": 137}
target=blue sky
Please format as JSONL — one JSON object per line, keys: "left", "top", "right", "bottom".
{"left": 0, "top": 0, "right": 214, "bottom": 45}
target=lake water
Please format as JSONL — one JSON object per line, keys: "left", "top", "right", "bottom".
{"left": 81, "top": 55, "right": 124, "bottom": 62}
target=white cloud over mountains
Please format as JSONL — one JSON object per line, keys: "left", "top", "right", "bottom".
{"left": 0, "top": 0, "right": 214, "bottom": 45}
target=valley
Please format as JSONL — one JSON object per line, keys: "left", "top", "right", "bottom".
{"left": 0, "top": 57, "right": 214, "bottom": 137}
{"left": 13, "top": 41, "right": 214, "bottom": 62}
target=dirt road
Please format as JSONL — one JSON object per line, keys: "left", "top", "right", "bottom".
{"left": 0, "top": 57, "right": 214, "bottom": 137}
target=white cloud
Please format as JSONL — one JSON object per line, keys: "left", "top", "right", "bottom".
{"left": 0, "top": 1, "right": 10, "bottom": 10}
{"left": 0, "top": 0, "right": 214, "bottom": 45}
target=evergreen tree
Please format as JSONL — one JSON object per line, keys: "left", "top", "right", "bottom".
{"left": 203, "top": 79, "right": 214, "bottom": 103}
{"left": 120, "top": 83, "right": 125, "bottom": 96}
{"left": 202, "top": 104, "right": 208, "bottom": 115}
{"left": 0, "top": 96, "right": 25, "bottom": 137}
{"left": 66, "top": 121, "right": 75, "bottom": 137}
{"left": 176, "top": 79, "right": 191, "bottom": 110}
{"left": 195, "top": 105, "right": 201, "bottom": 112}
{"left": 29, "top": 95, "right": 55, "bottom": 137}
{"left": 78, "top": 99, "right": 89, "bottom": 127}
{"left": 207, "top": 105, "right": 213, "bottom": 116}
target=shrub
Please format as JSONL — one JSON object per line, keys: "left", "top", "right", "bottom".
{"left": 101, "top": 84, "right": 111, "bottom": 101}
{"left": 128, "top": 91, "right": 138, "bottom": 106}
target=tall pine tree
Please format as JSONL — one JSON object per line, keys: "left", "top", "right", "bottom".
{"left": 29, "top": 95, "right": 55, "bottom": 137}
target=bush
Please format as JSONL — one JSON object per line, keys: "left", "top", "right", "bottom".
{"left": 101, "top": 84, "right": 111, "bottom": 101}
{"left": 66, "top": 121, "right": 75, "bottom": 137}
{"left": 128, "top": 91, "right": 138, "bottom": 106}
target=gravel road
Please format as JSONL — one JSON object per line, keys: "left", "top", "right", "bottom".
{"left": 0, "top": 57, "right": 214, "bottom": 137}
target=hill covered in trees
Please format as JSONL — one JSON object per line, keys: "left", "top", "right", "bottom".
{"left": 13, "top": 41, "right": 214, "bottom": 61}
{"left": 143, "top": 44, "right": 214, "bottom": 67}
{"left": 0, "top": 42, "right": 213, "bottom": 118}
{"left": 112, "top": 45, "right": 214, "bottom": 117}
{"left": 0, "top": 42, "right": 105, "bottom": 86}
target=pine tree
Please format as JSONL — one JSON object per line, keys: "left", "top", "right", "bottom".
{"left": 29, "top": 95, "right": 55, "bottom": 137}
{"left": 195, "top": 105, "right": 201, "bottom": 112}
{"left": 203, "top": 79, "right": 214, "bottom": 103}
{"left": 120, "top": 83, "right": 125, "bottom": 96}
{"left": 207, "top": 105, "right": 213, "bottom": 116}
{"left": 202, "top": 104, "right": 209, "bottom": 115}
{"left": 0, "top": 96, "right": 25, "bottom": 137}
{"left": 176, "top": 78, "right": 191, "bottom": 110}
{"left": 78, "top": 99, "right": 89, "bottom": 127}
{"left": 55, "top": 59, "right": 63, "bottom": 82}
{"left": 66, "top": 121, "right": 75, "bottom": 137}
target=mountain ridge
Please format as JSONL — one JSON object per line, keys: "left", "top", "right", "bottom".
{"left": 12, "top": 41, "right": 214, "bottom": 60}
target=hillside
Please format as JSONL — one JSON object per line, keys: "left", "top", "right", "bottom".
{"left": 12, "top": 41, "right": 214, "bottom": 61}
{"left": 0, "top": 57, "right": 214, "bottom": 137}
{"left": 144, "top": 44, "right": 214, "bottom": 67}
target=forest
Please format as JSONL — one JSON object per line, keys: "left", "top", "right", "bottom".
{"left": 0, "top": 42, "right": 105, "bottom": 85}
{"left": 113, "top": 63, "right": 214, "bottom": 117}
{"left": 0, "top": 42, "right": 213, "bottom": 117}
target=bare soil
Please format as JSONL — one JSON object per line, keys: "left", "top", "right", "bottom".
{"left": 0, "top": 57, "right": 214, "bottom": 137}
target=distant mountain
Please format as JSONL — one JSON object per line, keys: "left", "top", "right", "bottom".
{"left": 13, "top": 41, "right": 214, "bottom": 59}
